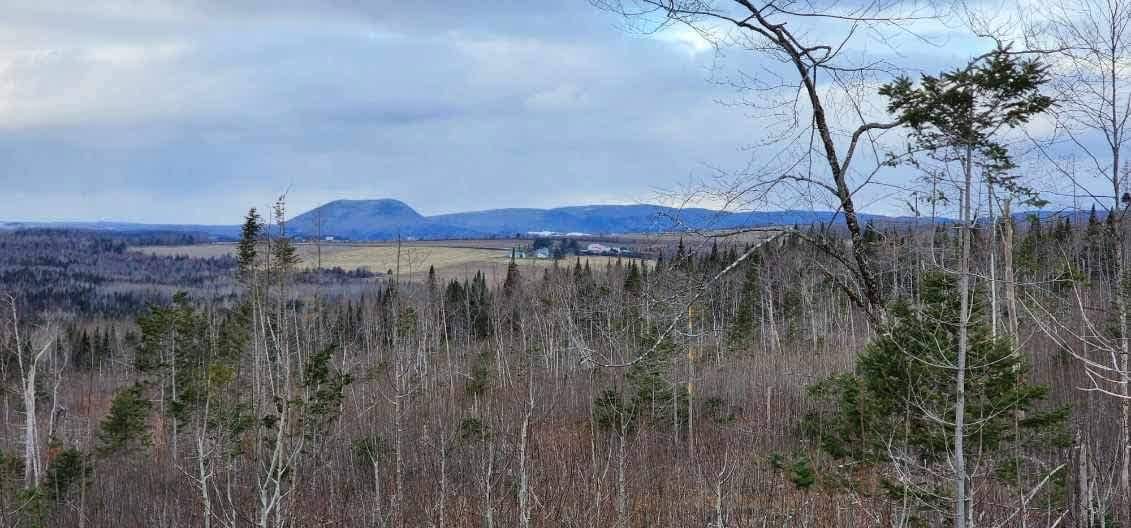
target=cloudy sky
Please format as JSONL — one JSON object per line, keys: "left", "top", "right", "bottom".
{"left": 0, "top": 1, "right": 994, "bottom": 224}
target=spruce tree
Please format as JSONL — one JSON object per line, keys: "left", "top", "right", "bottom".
{"left": 270, "top": 197, "right": 300, "bottom": 277}
{"left": 237, "top": 207, "right": 262, "bottom": 282}
{"left": 728, "top": 255, "right": 762, "bottom": 352}
{"left": 503, "top": 251, "right": 521, "bottom": 296}
{"left": 622, "top": 260, "right": 641, "bottom": 294}
{"left": 97, "top": 383, "right": 153, "bottom": 456}
{"left": 806, "top": 273, "right": 1069, "bottom": 519}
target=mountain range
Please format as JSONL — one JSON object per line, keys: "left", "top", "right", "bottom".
{"left": 3, "top": 198, "right": 926, "bottom": 241}
{"left": 286, "top": 199, "right": 903, "bottom": 240}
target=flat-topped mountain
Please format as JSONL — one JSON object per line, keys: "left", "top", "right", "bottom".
{"left": 287, "top": 199, "right": 479, "bottom": 240}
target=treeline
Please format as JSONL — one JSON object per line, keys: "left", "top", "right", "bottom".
{"left": 0, "top": 229, "right": 378, "bottom": 317}
{"left": 0, "top": 229, "right": 235, "bottom": 316}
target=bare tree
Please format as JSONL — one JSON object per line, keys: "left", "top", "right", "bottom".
{"left": 1030, "top": 1, "right": 1131, "bottom": 520}
{"left": 5, "top": 294, "right": 55, "bottom": 489}
{"left": 593, "top": 0, "right": 944, "bottom": 322}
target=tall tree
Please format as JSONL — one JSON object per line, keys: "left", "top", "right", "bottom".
{"left": 881, "top": 47, "right": 1054, "bottom": 527}
{"left": 270, "top": 197, "right": 300, "bottom": 280}
{"left": 238, "top": 208, "right": 263, "bottom": 283}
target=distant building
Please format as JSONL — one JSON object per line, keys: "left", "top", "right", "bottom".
{"left": 534, "top": 247, "right": 551, "bottom": 259}
{"left": 586, "top": 243, "right": 611, "bottom": 254}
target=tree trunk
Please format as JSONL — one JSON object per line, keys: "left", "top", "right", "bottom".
{"left": 616, "top": 424, "right": 628, "bottom": 528}
{"left": 954, "top": 144, "right": 974, "bottom": 528}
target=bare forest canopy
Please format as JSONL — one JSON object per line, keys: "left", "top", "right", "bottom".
{"left": 0, "top": 229, "right": 377, "bottom": 316}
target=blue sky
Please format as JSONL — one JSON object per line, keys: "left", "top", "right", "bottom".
{"left": 0, "top": 1, "right": 1007, "bottom": 224}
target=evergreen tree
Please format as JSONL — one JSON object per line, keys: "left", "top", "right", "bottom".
{"left": 623, "top": 260, "right": 642, "bottom": 294}
{"left": 469, "top": 271, "right": 493, "bottom": 338}
{"left": 41, "top": 448, "right": 91, "bottom": 503}
{"left": 97, "top": 383, "right": 153, "bottom": 456}
{"left": 806, "top": 273, "right": 1069, "bottom": 518}
{"left": 270, "top": 196, "right": 300, "bottom": 278}
{"left": 503, "top": 250, "right": 521, "bottom": 296}
{"left": 594, "top": 326, "right": 685, "bottom": 434}
{"left": 237, "top": 207, "right": 262, "bottom": 282}
{"left": 728, "top": 255, "right": 763, "bottom": 352}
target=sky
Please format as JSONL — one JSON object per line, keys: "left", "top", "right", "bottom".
{"left": 0, "top": 1, "right": 1003, "bottom": 224}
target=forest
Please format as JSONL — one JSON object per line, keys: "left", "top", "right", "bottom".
{"left": 9, "top": 1, "right": 1131, "bottom": 527}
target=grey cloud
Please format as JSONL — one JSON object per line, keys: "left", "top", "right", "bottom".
{"left": 0, "top": 1, "right": 993, "bottom": 224}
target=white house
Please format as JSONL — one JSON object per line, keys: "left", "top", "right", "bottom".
{"left": 586, "top": 243, "right": 611, "bottom": 254}
{"left": 534, "top": 247, "right": 551, "bottom": 259}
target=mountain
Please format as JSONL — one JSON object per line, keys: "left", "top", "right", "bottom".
{"left": 430, "top": 205, "right": 866, "bottom": 235}
{"left": 3, "top": 198, "right": 932, "bottom": 241}
{"left": 286, "top": 201, "right": 909, "bottom": 240}
{"left": 287, "top": 199, "right": 480, "bottom": 240}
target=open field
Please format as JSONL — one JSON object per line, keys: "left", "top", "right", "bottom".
{"left": 136, "top": 242, "right": 651, "bottom": 284}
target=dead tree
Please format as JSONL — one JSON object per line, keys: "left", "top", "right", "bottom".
{"left": 5, "top": 294, "right": 54, "bottom": 489}
{"left": 592, "top": 0, "right": 943, "bottom": 323}
{"left": 1031, "top": 1, "right": 1131, "bottom": 520}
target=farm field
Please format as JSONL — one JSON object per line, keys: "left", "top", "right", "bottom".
{"left": 136, "top": 242, "right": 651, "bottom": 284}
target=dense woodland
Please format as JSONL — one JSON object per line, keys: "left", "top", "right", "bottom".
{"left": 11, "top": 1, "right": 1131, "bottom": 527}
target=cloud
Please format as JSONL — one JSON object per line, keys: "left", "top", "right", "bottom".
{"left": 655, "top": 25, "right": 717, "bottom": 57}
{"left": 0, "top": 0, "right": 1070, "bottom": 224}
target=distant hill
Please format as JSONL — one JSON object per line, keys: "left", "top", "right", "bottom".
{"left": 430, "top": 205, "right": 860, "bottom": 235}
{"left": 287, "top": 199, "right": 480, "bottom": 240}
{"left": 0, "top": 221, "right": 241, "bottom": 239}
{"left": 3, "top": 198, "right": 939, "bottom": 241}
{"left": 287, "top": 200, "right": 914, "bottom": 240}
